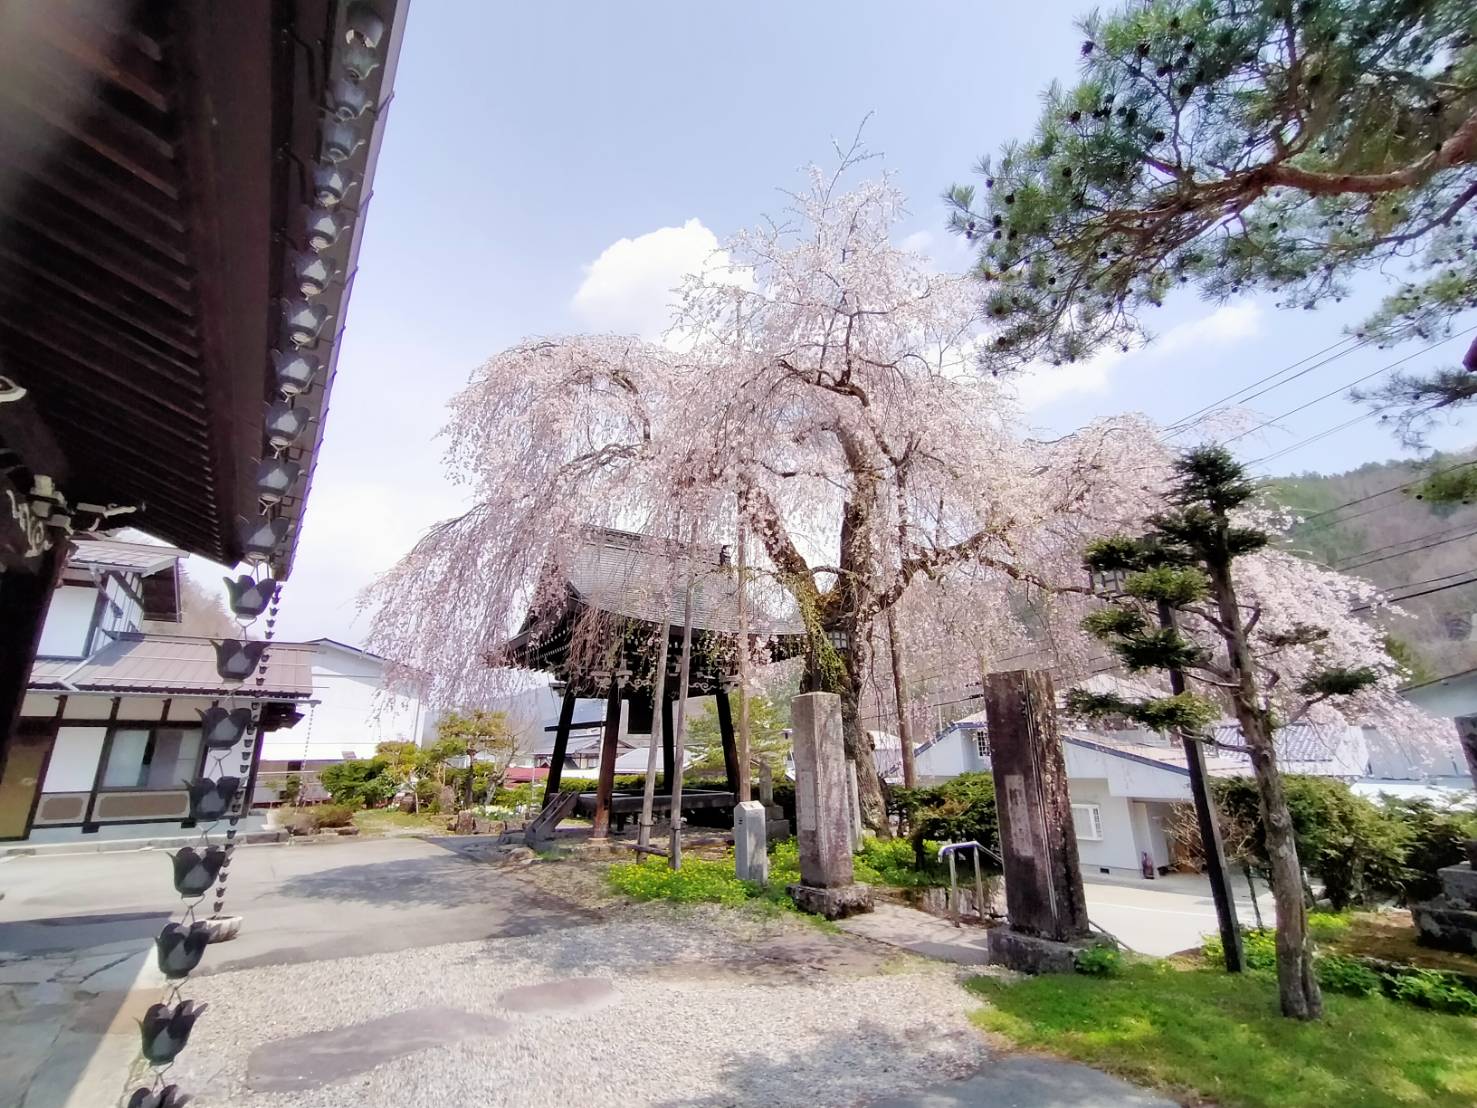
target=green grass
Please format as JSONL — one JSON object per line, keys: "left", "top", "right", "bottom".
{"left": 606, "top": 853, "right": 799, "bottom": 915}
{"left": 968, "top": 961, "right": 1477, "bottom": 1108}
{"left": 351, "top": 808, "right": 447, "bottom": 835}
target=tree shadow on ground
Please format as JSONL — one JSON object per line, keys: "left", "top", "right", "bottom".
{"left": 276, "top": 854, "right": 588, "bottom": 919}
{"left": 647, "top": 1018, "right": 988, "bottom": 1108}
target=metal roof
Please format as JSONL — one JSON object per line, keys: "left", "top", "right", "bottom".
{"left": 66, "top": 537, "right": 184, "bottom": 575}
{"left": 28, "top": 632, "right": 314, "bottom": 699}
{"left": 568, "top": 528, "right": 804, "bottom": 636}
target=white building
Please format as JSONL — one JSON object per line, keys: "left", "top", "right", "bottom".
{"left": 5, "top": 538, "right": 313, "bottom": 844}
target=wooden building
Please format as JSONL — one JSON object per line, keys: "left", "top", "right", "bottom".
{"left": 0, "top": 1, "right": 407, "bottom": 833}
{"left": 505, "top": 527, "right": 804, "bottom": 836}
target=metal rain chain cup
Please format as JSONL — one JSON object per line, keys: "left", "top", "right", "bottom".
{"left": 126, "top": 6, "right": 388, "bottom": 1103}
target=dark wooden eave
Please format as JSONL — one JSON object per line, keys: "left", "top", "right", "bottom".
{"left": 0, "top": 0, "right": 406, "bottom": 574}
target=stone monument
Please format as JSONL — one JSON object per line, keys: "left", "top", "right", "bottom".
{"left": 757, "top": 761, "right": 790, "bottom": 841}
{"left": 786, "top": 691, "right": 873, "bottom": 919}
{"left": 983, "top": 669, "right": 1095, "bottom": 973}
{"left": 1410, "top": 839, "right": 1477, "bottom": 954}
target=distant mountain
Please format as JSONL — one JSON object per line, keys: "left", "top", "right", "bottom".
{"left": 1265, "top": 448, "right": 1477, "bottom": 682}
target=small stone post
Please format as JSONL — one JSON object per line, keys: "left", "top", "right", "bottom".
{"left": 734, "top": 801, "right": 768, "bottom": 884}
{"left": 786, "top": 692, "right": 872, "bottom": 918}
{"left": 845, "top": 759, "right": 863, "bottom": 853}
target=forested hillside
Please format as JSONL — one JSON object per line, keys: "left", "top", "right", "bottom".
{"left": 1266, "top": 450, "right": 1477, "bottom": 682}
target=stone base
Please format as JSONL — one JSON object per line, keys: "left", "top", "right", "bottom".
{"left": 787, "top": 882, "right": 874, "bottom": 920}
{"left": 1438, "top": 863, "right": 1477, "bottom": 910}
{"left": 987, "top": 927, "right": 1095, "bottom": 975}
{"left": 1411, "top": 899, "right": 1477, "bottom": 955}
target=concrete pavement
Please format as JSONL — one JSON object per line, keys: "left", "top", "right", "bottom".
{"left": 1083, "top": 871, "right": 1275, "bottom": 956}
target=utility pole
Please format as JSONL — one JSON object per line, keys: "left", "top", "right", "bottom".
{"left": 669, "top": 525, "right": 699, "bottom": 870}
{"left": 885, "top": 606, "right": 917, "bottom": 788}
{"left": 1159, "top": 598, "right": 1245, "bottom": 973}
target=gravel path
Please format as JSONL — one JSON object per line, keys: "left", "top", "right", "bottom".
{"left": 167, "top": 907, "right": 991, "bottom": 1108}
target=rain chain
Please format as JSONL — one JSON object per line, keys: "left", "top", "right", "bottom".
{"left": 124, "top": 7, "right": 388, "bottom": 1104}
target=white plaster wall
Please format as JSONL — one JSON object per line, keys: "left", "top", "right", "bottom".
{"left": 915, "top": 731, "right": 989, "bottom": 779}
{"left": 1065, "top": 741, "right": 1192, "bottom": 801}
{"left": 1404, "top": 672, "right": 1477, "bottom": 719}
{"left": 264, "top": 645, "right": 428, "bottom": 759}
{"left": 1068, "top": 778, "right": 1140, "bottom": 871}
{"left": 36, "top": 586, "right": 95, "bottom": 658}
{"left": 42, "top": 727, "right": 107, "bottom": 791}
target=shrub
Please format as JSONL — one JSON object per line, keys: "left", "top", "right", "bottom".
{"left": 1213, "top": 775, "right": 1410, "bottom": 909}
{"left": 1380, "top": 798, "right": 1477, "bottom": 903}
{"left": 318, "top": 757, "right": 395, "bottom": 808}
{"left": 1390, "top": 968, "right": 1477, "bottom": 1016}
{"left": 1203, "top": 927, "right": 1277, "bottom": 971}
{"left": 1316, "top": 953, "right": 1384, "bottom": 997}
{"left": 1075, "top": 943, "right": 1124, "bottom": 977}
{"left": 853, "top": 836, "right": 951, "bottom": 888}
{"left": 313, "top": 804, "right": 356, "bottom": 829}
{"left": 893, "top": 773, "right": 1000, "bottom": 870}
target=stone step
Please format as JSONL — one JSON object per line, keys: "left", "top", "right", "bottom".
{"left": 836, "top": 902, "right": 993, "bottom": 965}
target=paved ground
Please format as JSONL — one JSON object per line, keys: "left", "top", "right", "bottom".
{"left": 1084, "top": 871, "right": 1275, "bottom": 956}
{"left": 1, "top": 836, "right": 1182, "bottom": 1108}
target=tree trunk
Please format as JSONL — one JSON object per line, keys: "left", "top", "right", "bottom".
{"left": 1207, "top": 561, "right": 1322, "bottom": 1020}
{"left": 840, "top": 637, "right": 889, "bottom": 837}
{"left": 885, "top": 605, "right": 917, "bottom": 788}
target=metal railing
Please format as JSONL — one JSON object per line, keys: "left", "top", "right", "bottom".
{"left": 937, "top": 840, "right": 1000, "bottom": 927}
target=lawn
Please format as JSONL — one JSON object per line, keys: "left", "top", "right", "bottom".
{"left": 351, "top": 808, "right": 447, "bottom": 835}
{"left": 968, "top": 961, "right": 1477, "bottom": 1108}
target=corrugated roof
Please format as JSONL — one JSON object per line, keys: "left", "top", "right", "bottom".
{"left": 568, "top": 529, "right": 804, "bottom": 636}
{"left": 28, "top": 633, "right": 314, "bottom": 700}
{"left": 67, "top": 537, "right": 184, "bottom": 575}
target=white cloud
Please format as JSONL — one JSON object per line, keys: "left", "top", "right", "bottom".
{"left": 900, "top": 230, "right": 934, "bottom": 254}
{"left": 1155, "top": 301, "right": 1263, "bottom": 355}
{"left": 1014, "top": 301, "right": 1263, "bottom": 411}
{"left": 1012, "top": 347, "right": 1127, "bottom": 410}
{"left": 571, "top": 218, "right": 749, "bottom": 344}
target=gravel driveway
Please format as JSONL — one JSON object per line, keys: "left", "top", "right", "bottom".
{"left": 166, "top": 905, "right": 991, "bottom": 1108}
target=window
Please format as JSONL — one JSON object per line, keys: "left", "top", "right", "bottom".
{"left": 1071, "top": 802, "right": 1104, "bottom": 842}
{"left": 974, "top": 733, "right": 989, "bottom": 759}
{"left": 101, "top": 727, "right": 202, "bottom": 789}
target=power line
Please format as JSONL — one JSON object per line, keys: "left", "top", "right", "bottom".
{"left": 1339, "top": 525, "right": 1477, "bottom": 573}
{"left": 1222, "top": 326, "right": 1477, "bottom": 449}
{"left": 1335, "top": 519, "right": 1477, "bottom": 567}
{"left": 1248, "top": 410, "right": 1381, "bottom": 468}
{"left": 1352, "top": 575, "right": 1477, "bottom": 612}
{"left": 1163, "top": 334, "right": 1364, "bottom": 435}
{"left": 1291, "top": 459, "right": 1477, "bottom": 531}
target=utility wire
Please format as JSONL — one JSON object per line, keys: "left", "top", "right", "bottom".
{"left": 1351, "top": 575, "right": 1477, "bottom": 613}
{"left": 1163, "top": 334, "right": 1365, "bottom": 435}
{"left": 1248, "top": 410, "right": 1381, "bottom": 468}
{"left": 1221, "top": 326, "right": 1476, "bottom": 449}
{"left": 1292, "top": 459, "right": 1477, "bottom": 530}
{"left": 1339, "top": 525, "right": 1477, "bottom": 573}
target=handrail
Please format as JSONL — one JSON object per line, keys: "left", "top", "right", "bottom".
{"left": 937, "top": 840, "right": 993, "bottom": 927}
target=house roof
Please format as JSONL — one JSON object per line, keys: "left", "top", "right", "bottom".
{"left": 28, "top": 632, "right": 314, "bottom": 699}
{"left": 66, "top": 537, "right": 184, "bottom": 575}
{"left": 567, "top": 528, "right": 804, "bottom": 637}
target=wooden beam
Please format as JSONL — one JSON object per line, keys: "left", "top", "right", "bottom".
{"left": 35, "top": 4, "right": 171, "bottom": 112}
{"left": 541, "top": 687, "right": 576, "bottom": 806}
{"left": 0, "top": 543, "right": 66, "bottom": 765}
{"left": 591, "top": 677, "right": 622, "bottom": 839}
{"left": 715, "top": 686, "right": 739, "bottom": 794}
{"left": 662, "top": 696, "right": 675, "bottom": 788}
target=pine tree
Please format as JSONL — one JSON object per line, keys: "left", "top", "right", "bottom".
{"left": 1073, "top": 446, "right": 1379, "bottom": 1020}
{"left": 946, "top": 0, "right": 1477, "bottom": 466}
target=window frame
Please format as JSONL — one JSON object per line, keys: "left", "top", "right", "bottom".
{"left": 98, "top": 722, "right": 206, "bottom": 791}
{"left": 1071, "top": 802, "right": 1104, "bottom": 842}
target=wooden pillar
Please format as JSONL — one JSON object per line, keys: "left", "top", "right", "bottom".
{"left": 715, "top": 686, "right": 739, "bottom": 793}
{"left": 0, "top": 546, "right": 64, "bottom": 759}
{"left": 983, "top": 669, "right": 1090, "bottom": 942}
{"left": 662, "top": 696, "right": 675, "bottom": 787}
{"left": 541, "top": 686, "right": 576, "bottom": 807}
{"left": 591, "top": 677, "right": 622, "bottom": 838}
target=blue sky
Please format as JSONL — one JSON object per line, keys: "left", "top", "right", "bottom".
{"left": 247, "top": 0, "right": 1474, "bottom": 644}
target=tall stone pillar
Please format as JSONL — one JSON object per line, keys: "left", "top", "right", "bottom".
{"left": 984, "top": 670, "right": 1092, "bottom": 971}
{"left": 785, "top": 692, "right": 871, "bottom": 918}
